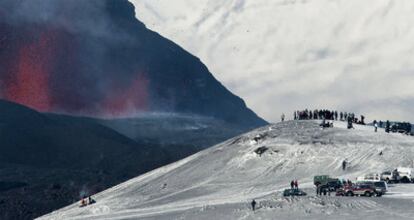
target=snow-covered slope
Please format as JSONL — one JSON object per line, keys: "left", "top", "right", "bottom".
{"left": 130, "top": 0, "right": 414, "bottom": 122}
{"left": 39, "top": 120, "right": 414, "bottom": 220}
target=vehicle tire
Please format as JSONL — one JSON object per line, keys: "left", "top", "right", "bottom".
{"left": 346, "top": 191, "right": 353, "bottom": 197}
{"left": 376, "top": 193, "right": 382, "bottom": 197}
{"left": 401, "top": 177, "right": 410, "bottom": 183}
{"left": 364, "top": 191, "right": 372, "bottom": 197}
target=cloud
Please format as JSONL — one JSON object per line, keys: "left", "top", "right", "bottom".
{"left": 131, "top": 0, "right": 414, "bottom": 122}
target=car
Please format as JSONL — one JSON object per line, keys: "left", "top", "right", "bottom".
{"left": 283, "top": 188, "right": 307, "bottom": 197}
{"left": 336, "top": 184, "right": 378, "bottom": 197}
{"left": 356, "top": 180, "right": 388, "bottom": 196}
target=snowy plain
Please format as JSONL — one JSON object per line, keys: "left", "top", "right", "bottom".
{"left": 39, "top": 120, "right": 414, "bottom": 220}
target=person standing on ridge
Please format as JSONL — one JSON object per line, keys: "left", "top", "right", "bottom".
{"left": 251, "top": 199, "right": 257, "bottom": 211}
{"left": 385, "top": 120, "right": 391, "bottom": 133}
{"left": 281, "top": 113, "right": 285, "bottom": 122}
{"left": 290, "top": 180, "right": 294, "bottom": 189}
{"left": 347, "top": 117, "right": 353, "bottom": 129}
{"left": 294, "top": 180, "right": 298, "bottom": 189}
{"left": 373, "top": 120, "right": 378, "bottom": 132}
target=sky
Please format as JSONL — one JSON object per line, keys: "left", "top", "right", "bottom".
{"left": 130, "top": 0, "right": 414, "bottom": 123}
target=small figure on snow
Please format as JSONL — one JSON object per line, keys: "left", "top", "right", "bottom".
{"left": 290, "top": 180, "right": 294, "bottom": 189}
{"left": 373, "top": 120, "right": 378, "bottom": 132}
{"left": 294, "top": 180, "right": 299, "bottom": 189}
{"left": 88, "top": 196, "right": 96, "bottom": 205}
{"left": 342, "top": 159, "right": 348, "bottom": 171}
{"left": 347, "top": 117, "right": 353, "bottom": 129}
{"left": 80, "top": 198, "right": 87, "bottom": 207}
{"left": 251, "top": 199, "right": 257, "bottom": 211}
{"left": 385, "top": 120, "right": 391, "bottom": 133}
{"left": 281, "top": 113, "right": 285, "bottom": 122}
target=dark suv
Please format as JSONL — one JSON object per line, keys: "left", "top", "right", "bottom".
{"left": 320, "top": 180, "right": 343, "bottom": 192}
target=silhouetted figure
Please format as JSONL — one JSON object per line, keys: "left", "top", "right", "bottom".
{"left": 361, "top": 115, "right": 365, "bottom": 125}
{"left": 80, "top": 198, "right": 87, "bottom": 207}
{"left": 342, "top": 160, "right": 347, "bottom": 170}
{"left": 281, "top": 113, "right": 285, "bottom": 122}
{"left": 373, "top": 120, "right": 378, "bottom": 132}
{"left": 379, "top": 151, "right": 383, "bottom": 156}
{"left": 347, "top": 117, "right": 353, "bottom": 129}
{"left": 385, "top": 120, "right": 391, "bottom": 133}
{"left": 294, "top": 180, "right": 298, "bottom": 189}
{"left": 290, "top": 180, "right": 294, "bottom": 189}
{"left": 251, "top": 199, "right": 257, "bottom": 211}
{"left": 88, "top": 196, "right": 96, "bottom": 205}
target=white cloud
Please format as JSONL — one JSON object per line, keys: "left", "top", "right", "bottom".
{"left": 131, "top": 0, "right": 414, "bottom": 123}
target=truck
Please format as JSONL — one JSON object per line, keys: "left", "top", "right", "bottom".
{"left": 381, "top": 168, "right": 412, "bottom": 183}
{"left": 314, "top": 175, "right": 343, "bottom": 192}
{"left": 396, "top": 167, "right": 412, "bottom": 183}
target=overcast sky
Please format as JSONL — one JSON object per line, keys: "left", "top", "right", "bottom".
{"left": 131, "top": 0, "right": 414, "bottom": 123}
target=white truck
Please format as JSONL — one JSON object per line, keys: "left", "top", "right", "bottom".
{"left": 396, "top": 167, "right": 412, "bottom": 183}
{"left": 381, "top": 167, "right": 412, "bottom": 183}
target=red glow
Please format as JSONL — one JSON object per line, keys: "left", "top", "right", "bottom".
{"left": 5, "top": 31, "right": 57, "bottom": 112}
{"left": 102, "top": 74, "right": 149, "bottom": 117}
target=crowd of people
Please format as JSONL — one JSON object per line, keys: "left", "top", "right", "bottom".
{"left": 293, "top": 109, "right": 365, "bottom": 124}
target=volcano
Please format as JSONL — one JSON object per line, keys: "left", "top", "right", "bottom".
{"left": 0, "top": 0, "right": 266, "bottom": 128}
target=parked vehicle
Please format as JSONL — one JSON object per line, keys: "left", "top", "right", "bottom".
{"left": 380, "top": 171, "right": 392, "bottom": 182}
{"left": 357, "top": 173, "right": 380, "bottom": 181}
{"left": 320, "top": 179, "right": 343, "bottom": 192}
{"left": 314, "top": 175, "right": 330, "bottom": 186}
{"left": 381, "top": 170, "right": 400, "bottom": 183}
{"left": 356, "top": 180, "right": 388, "bottom": 196}
{"left": 336, "top": 183, "right": 379, "bottom": 197}
{"left": 314, "top": 175, "right": 343, "bottom": 190}
{"left": 283, "top": 188, "right": 307, "bottom": 197}
{"left": 391, "top": 122, "right": 412, "bottom": 134}
{"left": 396, "top": 167, "right": 412, "bottom": 183}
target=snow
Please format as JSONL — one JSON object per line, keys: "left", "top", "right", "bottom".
{"left": 129, "top": 0, "right": 414, "bottom": 122}
{"left": 38, "top": 120, "right": 414, "bottom": 220}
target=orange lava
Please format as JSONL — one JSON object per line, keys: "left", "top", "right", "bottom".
{"left": 5, "top": 31, "right": 58, "bottom": 112}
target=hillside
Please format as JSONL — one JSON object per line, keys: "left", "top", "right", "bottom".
{"left": 0, "top": 99, "right": 186, "bottom": 219}
{"left": 40, "top": 120, "right": 414, "bottom": 219}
